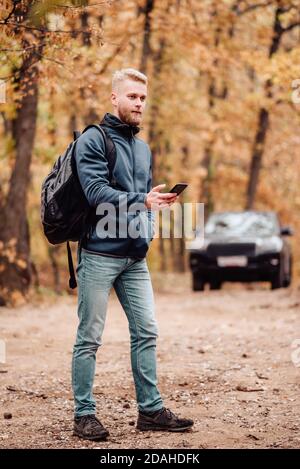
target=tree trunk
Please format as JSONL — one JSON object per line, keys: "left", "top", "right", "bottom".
{"left": 0, "top": 36, "right": 43, "bottom": 305}
{"left": 80, "top": 11, "right": 91, "bottom": 47}
{"left": 201, "top": 142, "right": 215, "bottom": 219}
{"left": 178, "top": 237, "right": 186, "bottom": 272}
{"left": 139, "top": 0, "right": 155, "bottom": 74}
{"left": 69, "top": 113, "right": 78, "bottom": 138}
{"left": 199, "top": 10, "right": 227, "bottom": 215}
{"left": 79, "top": 11, "right": 99, "bottom": 125}
{"left": 174, "top": 145, "right": 189, "bottom": 271}
{"left": 146, "top": 32, "right": 168, "bottom": 272}
{"left": 147, "top": 37, "right": 166, "bottom": 185}
{"left": 173, "top": 216, "right": 186, "bottom": 272}
{"left": 245, "top": 6, "right": 284, "bottom": 209}
{"left": 246, "top": 107, "right": 269, "bottom": 209}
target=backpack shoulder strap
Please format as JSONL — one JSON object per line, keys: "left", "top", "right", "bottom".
{"left": 73, "top": 130, "right": 81, "bottom": 141}
{"left": 82, "top": 124, "right": 116, "bottom": 183}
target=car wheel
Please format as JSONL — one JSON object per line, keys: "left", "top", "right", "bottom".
{"left": 271, "top": 262, "right": 284, "bottom": 290}
{"left": 192, "top": 274, "right": 205, "bottom": 291}
{"left": 210, "top": 281, "right": 222, "bottom": 290}
{"left": 283, "top": 255, "right": 292, "bottom": 288}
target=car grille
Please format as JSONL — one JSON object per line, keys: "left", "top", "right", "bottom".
{"left": 207, "top": 243, "right": 256, "bottom": 257}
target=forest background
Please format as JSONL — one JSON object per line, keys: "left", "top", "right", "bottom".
{"left": 0, "top": 0, "right": 299, "bottom": 306}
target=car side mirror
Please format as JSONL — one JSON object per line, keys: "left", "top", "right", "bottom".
{"left": 280, "top": 226, "right": 293, "bottom": 236}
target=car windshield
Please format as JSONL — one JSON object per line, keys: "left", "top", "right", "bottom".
{"left": 205, "top": 212, "right": 279, "bottom": 237}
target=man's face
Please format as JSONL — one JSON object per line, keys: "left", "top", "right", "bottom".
{"left": 111, "top": 79, "right": 147, "bottom": 126}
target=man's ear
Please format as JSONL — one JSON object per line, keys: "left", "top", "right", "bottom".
{"left": 111, "top": 92, "right": 117, "bottom": 106}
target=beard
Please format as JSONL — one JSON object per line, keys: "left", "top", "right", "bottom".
{"left": 118, "top": 106, "right": 142, "bottom": 126}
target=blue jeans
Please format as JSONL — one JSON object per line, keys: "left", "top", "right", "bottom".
{"left": 72, "top": 248, "right": 163, "bottom": 417}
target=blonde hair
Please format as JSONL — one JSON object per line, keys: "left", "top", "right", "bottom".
{"left": 112, "top": 68, "right": 147, "bottom": 91}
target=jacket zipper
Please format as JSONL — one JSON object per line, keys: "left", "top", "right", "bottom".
{"left": 129, "top": 129, "right": 136, "bottom": 192}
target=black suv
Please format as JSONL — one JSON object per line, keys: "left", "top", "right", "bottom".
{"left": 187, "top": 211, "right": 293, "bottom": 291}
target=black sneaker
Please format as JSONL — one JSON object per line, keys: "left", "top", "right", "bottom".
{"left": 73, "top": 414, "right": 109, "bottom": 441}
{"left": 137, "top": 407, "right": 194, "bottom": 432}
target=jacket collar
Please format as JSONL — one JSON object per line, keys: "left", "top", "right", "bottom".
{"left": 101, "top": 112, "right": 140, "bottom": 138}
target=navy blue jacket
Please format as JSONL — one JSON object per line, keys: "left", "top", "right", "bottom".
{"left": 75, "top": 113, "right": 155, "bottom": 259}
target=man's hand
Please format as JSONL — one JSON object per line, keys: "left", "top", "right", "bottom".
{"left": 145, "top": 184, "right": 178, "bottom": 210}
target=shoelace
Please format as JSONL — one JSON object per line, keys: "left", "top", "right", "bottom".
{"left": 82, "top": 415, "right": 103, "bottom": 429}
{"left": 159, "top": 407, "right": 179, "bottom": 421}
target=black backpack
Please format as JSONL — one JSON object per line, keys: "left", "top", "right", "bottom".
{"left": 41, "top": 124, "right": 116, "bottom": 289}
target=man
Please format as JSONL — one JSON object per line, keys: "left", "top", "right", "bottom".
{"left": 72, "top": 68, "right": 194, "bottom": 441}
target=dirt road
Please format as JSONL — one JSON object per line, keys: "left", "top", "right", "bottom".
{"left": 0, "top": 274, "right": 299, "bottom": 449}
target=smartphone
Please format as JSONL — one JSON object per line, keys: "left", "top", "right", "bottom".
{"left": 169, "top": 183, "right": 188, "bottom": 195}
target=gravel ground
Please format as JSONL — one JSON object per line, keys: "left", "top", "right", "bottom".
{"left": 0, "top": 275, "right": 299, "bottom": 449}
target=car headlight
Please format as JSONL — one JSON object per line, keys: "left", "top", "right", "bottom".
{"left": 256, "top": 236, "right": 283, "bottom": 254}
{"left": 186, "top": 237, "right": 209, "bottom": 251}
